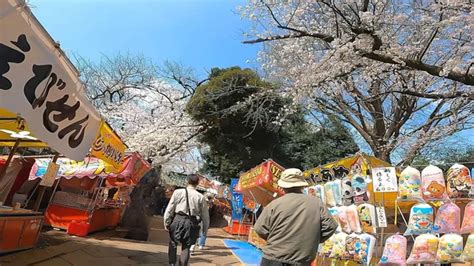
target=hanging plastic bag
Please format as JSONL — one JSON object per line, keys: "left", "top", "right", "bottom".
{"left": 352, "top": 175, "right": 370, "bottom": 204}
{"left": 329, "top": 232, "right": 348, "bottom": 259}
{"left": 324, "top": 181, "right": 337, "bottom": 207}
{"left": 357, "top": 203, "right": 376, "bottom": 234}
{"left": 333, "top": 179, "right": 343, "bottom": 206}
{"left": 315, "top": 184, "right": 325, "bottom": 204}
{"left": 318, "top": 235, "right": 335, "bottom": 257}
{"left": 341, "top": 176, "right": 354, "bottom": 206}
{"left": 461, "top": 201, "right": 474, "bottom": 234}
{"left": 462, "top": 234, "right": 474, "bottom": 261}
{"left": 398, "top": 166, "right": 423, "bottom": 201}
{"left": 404, "top": 203, "right": 434, "bottom": 236}
{"left": 345, "top": 204, "right": 362, "bottom": 233}
{"left": 344, "top": 233, "right": 359, "bottom": 260}
{"left": 337, "top": 206, "right": 352, "bottom": 233}
{"left": 432, "top": 202, "right": 461, "bottom": 234}
{"left": 406, "top": 234, "right": 439, "bottom": 264}
{"left": 378, "top": 234, "right": 407, "bottom": 265}
{"left": 328, "top": 206, "right": 340, "bottom": 226}
{"left": 354, "top": 233, "right": 376, "bottom": 265}
{"left": 421, "top": 165, "right": 448, "bottom": 201}
{"left": 447, "top": 164, "right": 472, "bottom": 198}
{"left": 436, "top": 233, "right": 464, "bottom": 263}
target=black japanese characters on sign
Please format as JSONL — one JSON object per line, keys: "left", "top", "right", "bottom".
{"left": 0, "top": 34, "right": 90, "bottom": 148}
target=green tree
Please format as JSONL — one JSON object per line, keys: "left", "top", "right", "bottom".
{"left": 187, "top": 67, "right": 358, "bottom": 181}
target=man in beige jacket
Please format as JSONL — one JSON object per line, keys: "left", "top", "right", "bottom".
{"left": 254, "top": 168, "right": 338, "bottom": 266}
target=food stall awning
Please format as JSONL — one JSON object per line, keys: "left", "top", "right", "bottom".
{"left": 0, "top": 108, "right": 47, "bottom": 148}
{"left": 1, "top": 0, "right": 102, "bottom": 161}
{"left": 28, "top": 152, "right": 151, "bottom": 186}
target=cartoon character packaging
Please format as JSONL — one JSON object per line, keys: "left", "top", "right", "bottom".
{"left": 462, "top": 234, "right": 474, "bottom": 261}
{"left": 436, "top": 233, "right": 464, "bottom": 263}
{"left": 357, "top": 203, "right": 376, "bottom": 234}
{"left": 447, "top": 164, "right": 472, "bottom": 198}
{"left": 398, "top": 166, "right": 423, "bottom": 201}
{"left": 461, "top": 201, "right": 474, "bottom": 234}
{"left": 404, "top": 203, "right": 434, "bottom": 236}
{"left": 378, "top": 234, "right": 407, "bottom": 265}
{"left": 421, "top": 165, "right": 448, "bottom": 200}
{"left": 406, "top": 234, "right": 439, "bottom": 264}
{"left": 432, "top": 202, "right": 461, "bottom": 234}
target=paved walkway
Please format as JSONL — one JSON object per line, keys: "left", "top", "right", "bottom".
{"left": 0, "top": 217, "right": 241, "bottom": 266}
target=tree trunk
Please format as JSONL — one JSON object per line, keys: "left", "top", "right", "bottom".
{"left": 374, "top": 150, "right": 391, "bottom": 164}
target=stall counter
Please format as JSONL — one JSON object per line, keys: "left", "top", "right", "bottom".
{"left": 0, "top": 207, "right": 43, "bottom": 254}
{"left": 44, "top": 203, "right": 122, "bottom": 237}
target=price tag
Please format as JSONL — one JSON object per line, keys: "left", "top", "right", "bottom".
{"left": 376, "top": 206, "right": 387, "bottom": 228}
{"left": 40, "top": 162, "right": 59, "bottom": 187}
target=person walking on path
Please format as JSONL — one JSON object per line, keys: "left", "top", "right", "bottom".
{"left": 191, "top": 193, "right": 212, "bottom": 252}
{"left": 254, "top": 168, "right": 338, "bottom": 266}
{"left": 164, "top": 175, "right": 210, "bottom": 266}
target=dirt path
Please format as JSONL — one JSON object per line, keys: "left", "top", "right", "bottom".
{"left": 0, "top": 217, "right": 240, "bottom": 266}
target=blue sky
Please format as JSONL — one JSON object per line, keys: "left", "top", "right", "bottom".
{"left": 31, "top": 0, "right": 260, "bottom": 77}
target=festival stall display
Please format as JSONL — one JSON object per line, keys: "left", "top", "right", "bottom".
{"left": 312, "top": 155, "right": 474, "bottom": 266}
{"left": 28, "top": 152, "right": 150, "bottom": 236}
{"left": 233, "top": 160, "right": 284, "bottom": 242}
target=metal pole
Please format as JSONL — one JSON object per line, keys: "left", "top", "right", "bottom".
{"left": 0, "top": 139, "right": 21, "bottom": 183}
{"left": 33, "top": 153, "right": 59, "bottom": 212}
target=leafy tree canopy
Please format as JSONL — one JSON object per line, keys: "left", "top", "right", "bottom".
{"left": 187, "top": 67, "right": 358, "bottom": 181}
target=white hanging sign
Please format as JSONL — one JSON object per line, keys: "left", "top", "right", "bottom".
{"left": 376, "top": 206, "right": 387, "bottom": 228}
{"left": 372, "top": 167, "right": 398, "bottom": 193}
{"left": 0, "top": 0, "right": 101, "bottom": 161}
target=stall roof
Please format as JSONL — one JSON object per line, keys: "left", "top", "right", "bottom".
{"left": 28, "top": 152, "right": 151, "bottom": 186}
{"left": 0, "top": 108, "right": 48, "bottom": 148}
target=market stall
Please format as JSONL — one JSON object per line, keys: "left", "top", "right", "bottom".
{"left": 229, "top": 160, "right": 285, "bottom": 238}
{"left": 303, "top": 153, "right": 474, "bottom": 266}
{"left": 28, "top": 152, "right": 150, "bottom": 237}
{"left": 0, "top": 0, "right": 107, "bottom": 254}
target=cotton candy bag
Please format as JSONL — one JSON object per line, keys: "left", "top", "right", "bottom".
{"left": 432, "top": 202, "right": 461, "bottom": 234}
{"left": 436, "top": 234, "right": 464, "bottom": 263}
{"left": 354, "top": 233, "right": 376, "bottom": 265}
{"left": 406, "top": 234, "right": 439, "bottom": 264}
{"left": 329, "top": 232, "right": 348, "bottom": 259}
{"left": 337, "top": 206, "right": 352, "bottom": 233}
{"left": 421, "top": 165, "right": 448, "bottom": 200}
{"left": 399, "top": 166, "right": 422, "bottom": 201}
{"left": 358, "top": 203, "right": 377, "bottom": 234}
{"left": 404, "top": 203, "right": 434, "bottom": 236}
{"left": 344, "top": 233, "right": 359, "bottom": 260}
{"left": 462, "top": 234, "right": 474, "bottom": 261}
{"left": 341, "top": 177, "right": 354, "bottom": 206}
{"left": 345, "top": 204, "right": 362, "bottom": 233}
{"left": 447, "top": 164, "right": 472, "bottom": 198}
{"left": 318, "top": 235, "right": 335, "bottom": 257}
{"left": 315, "top": 184, "right": 326, "bottom": 204}
{"left": 461, "top": 201, "right": 474, "bottom": 234}
{"left": 378, "top": 234, "right": 407, "bottom": 265}
{"left": 352, "top": 175, "right": 370, "bottom": 204}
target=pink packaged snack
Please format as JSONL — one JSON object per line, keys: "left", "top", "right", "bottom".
{"left": 378, "top": 234, "right": 407, "bottom": 265}
{"left": 406, "top": 234, "right": 439, "bottom": 264}
{"left": 421, "top": 165, "right": 448, "bottom": 201}
{"left": 432, "top": 202, "right": 461, "bottom": 234}
{"left": 337, "top": 206, "right": 352, "bottom": 233}
{"left": 461, "top": 201, "right": 474, "bottom": 234}
{"left": 345, "top": 204, "right": 362, "bottom": 233}
{"left": 447, "top": 164, "right": 472, "bottom": 198}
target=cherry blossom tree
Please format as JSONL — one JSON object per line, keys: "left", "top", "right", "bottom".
{"left": 76, "top": 54, "right": 205, "bottom": 172}
{"left": 241, "top": 0, "right": 473, "bottom": 164}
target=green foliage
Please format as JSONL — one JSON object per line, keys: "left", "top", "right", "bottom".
{"left": 187, "top": 67, "right": 359, "bottom": 182}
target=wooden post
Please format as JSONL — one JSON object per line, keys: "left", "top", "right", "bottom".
{"left": 33, "top": 153, "right": 59, "bottom": 212}
{"left": 0, "top": 139, "right": 21, "bottom": 183}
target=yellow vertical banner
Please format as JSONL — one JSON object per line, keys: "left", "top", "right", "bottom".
{"left": 91, "top": 121, "right": 126, "bottom": 171}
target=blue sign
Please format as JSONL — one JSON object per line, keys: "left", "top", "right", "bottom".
{"left": 230, "top": 178, "right": 244, "bottom": 221}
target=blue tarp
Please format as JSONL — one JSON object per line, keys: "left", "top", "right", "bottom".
{"left": 223, "top": 239, "right": 262, "bottom": 266}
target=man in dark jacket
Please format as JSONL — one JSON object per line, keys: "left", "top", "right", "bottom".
{"left": 254, "top": 168, "right": 338, "bottom": 266}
